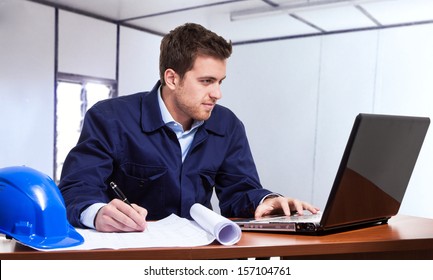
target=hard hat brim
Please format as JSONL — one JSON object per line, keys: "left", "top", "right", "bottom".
{"left": 7, "top": 224, "right": 84, "bottom": 250}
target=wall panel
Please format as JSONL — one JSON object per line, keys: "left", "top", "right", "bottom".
{"left": 118, "top": 27, "right": 161, "bottom": 96}
{"left": 0, "top": 0, "right": 54, "bottom": 176}
{"left": 313, "top": 30, "right": 378, "bottom": 208}
{"left": 58, "top": 10, "right": 116, "bottom": 79}
{"left": 224, "top": 37, "right": 321, "bottom": 202}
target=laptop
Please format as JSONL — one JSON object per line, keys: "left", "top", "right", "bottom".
{"left": 236, "top": 113, "right": 430, "bottom": 234}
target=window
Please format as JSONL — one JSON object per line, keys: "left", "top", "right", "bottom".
{"left": 55, "top": 73, "right": 116, "bottom": 182}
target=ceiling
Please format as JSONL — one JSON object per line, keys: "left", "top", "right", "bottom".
{"left": 29, "top": 0, "right": 433, "bottom": 43}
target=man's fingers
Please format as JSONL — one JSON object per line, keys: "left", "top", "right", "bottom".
{"left": 254, "top": 196, "right": 319, "bottom": 218}
{"left": 95, "top": 199, "right": 147, "bottom": 232}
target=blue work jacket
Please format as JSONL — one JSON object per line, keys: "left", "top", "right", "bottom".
{"left": 59, "top": 81, "right": 272, "bottom": 228}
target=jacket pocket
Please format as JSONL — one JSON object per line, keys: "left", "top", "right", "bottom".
{"left": 116, "top": 163, "right": 168, "bottom": 219}
{"left": 120, "top": 162, "right": 167, "bottom": 187}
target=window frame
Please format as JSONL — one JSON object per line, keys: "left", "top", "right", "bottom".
{"left": 54, "top": 72, "right": 117, "bottom": 183}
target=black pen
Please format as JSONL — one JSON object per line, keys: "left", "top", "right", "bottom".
{"left": 110, "top": 181, "right": 148, "bottom": 231}
{"left": 110, "top": 181, "right": 132, "bottom": 207}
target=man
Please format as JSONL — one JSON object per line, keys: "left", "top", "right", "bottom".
{"left": 59, "top": 23, "right": 318, "bottom": 232}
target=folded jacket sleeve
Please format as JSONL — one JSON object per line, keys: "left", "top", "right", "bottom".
{"left": 215, "top": 118, "right": 272, "bottom": 218}
{"left": 58, "top": 104, "right": 118, "bottom": 228}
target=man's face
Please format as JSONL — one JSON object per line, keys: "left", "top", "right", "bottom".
{"left": 171, "top": 55, "right": 227, "bottom": 125}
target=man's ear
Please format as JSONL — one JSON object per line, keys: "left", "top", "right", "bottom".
{"left": 164, "top": 69, "right": 177, "bottom": 90}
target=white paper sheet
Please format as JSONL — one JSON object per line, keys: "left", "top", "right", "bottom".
{"left": 26, "top": 204, "right": 241, "bottom": 251}
{"left": 72, "top": 214, "right": 215, "bottom": 250}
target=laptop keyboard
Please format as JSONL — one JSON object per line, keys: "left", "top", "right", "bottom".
{"left": 258, "top": 213, "right": 322, "bottom": 223}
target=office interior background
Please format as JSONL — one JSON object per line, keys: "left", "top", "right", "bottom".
{"left": 1, "top": 0, "right": 432, "bottom": 219}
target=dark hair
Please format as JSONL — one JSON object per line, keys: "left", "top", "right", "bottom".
{"left": 159, "top": 23, "right": 232, "bottom": 86}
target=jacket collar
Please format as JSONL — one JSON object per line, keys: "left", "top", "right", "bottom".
{"left": 140, "top": 81, "right": 225, "bottom": 136}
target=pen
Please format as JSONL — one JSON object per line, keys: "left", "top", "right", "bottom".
{"left": 110, "top": 181, "right": 132, "bottom": 207}
{"left": 110, "top": 181, "right": 148, "bottom": 232}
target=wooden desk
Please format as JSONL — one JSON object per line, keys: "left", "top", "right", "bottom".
{"left": 1, "top": 215, "right": 432, "bottom": 260}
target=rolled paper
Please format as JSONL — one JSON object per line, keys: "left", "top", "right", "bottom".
{"left": 190, "top": 203, "right": 242, "bottom": 245}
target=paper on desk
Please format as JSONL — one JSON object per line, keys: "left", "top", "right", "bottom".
{"left": 72, "top": 214, "right": 215, "bottom": 250}
{"left": 27, "top": 204, "right": 240, "bottom": 251}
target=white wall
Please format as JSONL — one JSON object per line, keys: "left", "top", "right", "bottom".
{"left": 313, "top": 30, "right": 378, "bottom": 208}
{"left": 58, "top": 10, "right": 117, "bottom": 79}
{"left": 222, "top": 37, "right": 322, "bottom": 204}
{"left": 0, "top": 0, "right": 54, "bottom": 176}
{"left": 118, "top": 27, "right": 160, "bottom": 96}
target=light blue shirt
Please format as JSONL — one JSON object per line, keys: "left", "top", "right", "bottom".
{"left": 157, "top": 87, "right": 204, "bottom": 162}
{"left": 80, "top": 87, "right": 204, "bottom": 228}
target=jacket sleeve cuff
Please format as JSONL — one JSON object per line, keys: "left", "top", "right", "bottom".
{"left": 259, "top": 193, "right": 282, "bottom": 204}
{"left": 80, "top": 202, "right": 107, "bottom": 229}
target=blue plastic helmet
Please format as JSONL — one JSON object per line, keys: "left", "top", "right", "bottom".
{"left": 0, "top": 166, "right": 84, "bottom": 250}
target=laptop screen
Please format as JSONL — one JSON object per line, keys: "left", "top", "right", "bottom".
{"left": 321, "top": 114, "right": 430, "bottom": 230}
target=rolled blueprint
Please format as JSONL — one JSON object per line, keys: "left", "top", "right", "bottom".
{"left": 190, "top": 203, "right": 242, "bottom": 245}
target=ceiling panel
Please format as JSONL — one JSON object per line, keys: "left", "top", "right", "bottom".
{"left": 295, "top": 6, "right": 377, "bottom": 32}
{"left": 126, "top": 0, "right": 316, "bottom": 42}
{"left": 125, "top": 0, "right": 267, "bottom": 32}
{"left": 212, "top": 14, "right": 319, "bottom": 42}
{"left": 40, "top": 0, "right": 237, "bottom": 20}
{"left": 118, "top": 0, "right": 233, "bottom": 19}
{"left": 27, "top": 0, "right": 433, "bottom": 42}
{"left": 362, "top": 0, "right": 433, "bottom": 25}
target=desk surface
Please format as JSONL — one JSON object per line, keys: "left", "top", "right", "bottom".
{"left": 1, "top": 215, "right": 433, "bottom": 260}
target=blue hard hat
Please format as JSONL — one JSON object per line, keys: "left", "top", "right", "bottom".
{"left": 0, "top": 166, "right": 84, "bottom": 250}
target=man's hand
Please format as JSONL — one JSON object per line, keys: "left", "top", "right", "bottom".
{"left": 254, "top": 196, "right": 319, "bottom": 219}
{"left": 94, "top": 199, "right": 148, "bottom": 232}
